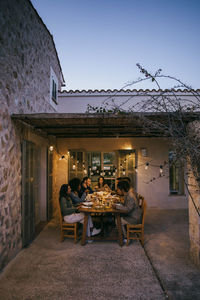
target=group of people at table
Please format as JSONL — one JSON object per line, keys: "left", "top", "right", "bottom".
{"left": 59, "top": 176, "right": 142, "bottom": 243}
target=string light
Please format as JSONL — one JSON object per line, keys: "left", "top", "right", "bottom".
{"left": 49, "top": 145, "right": 54, "bottom": 151}
{"left": 55, "top": 148, "right": 168, "bottom": 182}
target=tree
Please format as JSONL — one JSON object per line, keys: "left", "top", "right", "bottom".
{"left": 87, "top": 64, "right": 200, "bottom": 264}
{"left": 87, "top": 64, "right": 200, "bottom": 216}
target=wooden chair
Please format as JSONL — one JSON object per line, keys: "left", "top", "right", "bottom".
{"left": 126, "top": 200, "right": 147, "bottom": 246}
{"left": 58, "top": 201, "right": 79, "bottom": 243}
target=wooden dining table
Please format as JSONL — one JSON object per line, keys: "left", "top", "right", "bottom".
{"left": 78, "top": 205, "right": 127, "bottom": 246}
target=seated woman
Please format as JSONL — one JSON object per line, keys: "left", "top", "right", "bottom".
{"left": 112, "top": 180, "right": 142, "bottom": 241}
{"left": 95, "top": 176, "right": 111, "bottom": 192}
{"left": 69, "top": 177, "right": 87, "bottom": 205}
{"left": 59, "top": 184, "right": 101, "bottom": 237}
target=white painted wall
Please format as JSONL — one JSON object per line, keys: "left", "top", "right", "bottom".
{"left": 58, "top": 90, "right": 198, "bottom": 113}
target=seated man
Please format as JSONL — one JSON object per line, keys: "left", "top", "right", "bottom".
{"left": 112, "top": 180, "right": 142, "bottom": 241}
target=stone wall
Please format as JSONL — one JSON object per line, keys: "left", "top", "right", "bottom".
{"left": 187, "top": 121, "right": 200, "bottom": 266}
{"left": 0, "top": 0, "right": 63, "bottom": 270}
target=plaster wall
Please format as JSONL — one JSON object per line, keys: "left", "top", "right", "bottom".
{"left": 54, "top": 137, "right": 188, "bottom": 210}
{"left": 58, "top": 90, "right": 198, "bottom": 113}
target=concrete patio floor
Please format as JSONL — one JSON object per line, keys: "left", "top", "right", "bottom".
{"left": 0, "top": 209, "right": 199, "bottom": 300}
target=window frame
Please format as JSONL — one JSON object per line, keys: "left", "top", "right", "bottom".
{"left": 50, "top": 67, "right": 58, "bottom": 108}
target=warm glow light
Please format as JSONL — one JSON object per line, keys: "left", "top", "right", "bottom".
{"left": 145, "top": 162, "right": 149, "bottom": 170}
{"left": 49, "top": 145, "right": 54, "bottom": 151}
{"left": 72, "top": 164, "right": 76, "bottom": 170}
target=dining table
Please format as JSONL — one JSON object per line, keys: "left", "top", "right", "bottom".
{"left": 78, "top": 193, "right": 127, "bottom": 246}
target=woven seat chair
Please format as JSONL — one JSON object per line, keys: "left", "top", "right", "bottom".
{"left": 58, "top": 201, "right": 79, "bottom": 243}
{"left": 126, "top": 200, "right": 147, "bottom": 246}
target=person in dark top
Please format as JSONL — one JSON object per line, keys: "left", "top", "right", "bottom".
{"left": 59, "top": 183, "right": 101, "bottom": 237}
{"left": 79, "top": 176, "right": 88, "bottom": 197}
{"left": 69, "top": 177, "right": 87, "bottom": 205}
{"left": 95, "top": 176, "right": 111, "bottom": 192}
{"left": 86, "top": 177, "right": 94, "bottom": 194}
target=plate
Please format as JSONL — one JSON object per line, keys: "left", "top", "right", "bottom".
{"left": 84, "top": 201, "right": 93, "bottom": 205}
{"left": 82, "top": 202, "right": 93, "bottom": 207}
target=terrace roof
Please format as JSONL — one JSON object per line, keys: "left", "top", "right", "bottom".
{"left": 11, "top": 112, "right": 198, "bottom": 138}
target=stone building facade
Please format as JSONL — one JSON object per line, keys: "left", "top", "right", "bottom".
{"left": 0, "top": 0, "right": 64, "bottom": 270}
{"left": 1, "top": 0, "right": 199, "bottom": 272}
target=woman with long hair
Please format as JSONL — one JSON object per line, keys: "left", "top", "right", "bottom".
{"left": 59, "top": 183, "right": 101, "bottom": 237}
{"left": 95, "top": 176, "right": 111, "bottom": 192}
{"left": 69, "top": 177, "right": 87, "bottom": 205}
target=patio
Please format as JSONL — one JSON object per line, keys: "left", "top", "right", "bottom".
{"left": 0, "top": 209, "right": 200, "bottom": 300}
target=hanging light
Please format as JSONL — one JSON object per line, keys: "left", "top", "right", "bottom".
{"left": 49, "top": 145, "right": 54, "bottom": 151}
{"left": 145, "top": 162, "right": 149, "bottom": 170}
{"left": 122, "top": 169, "right": 126, "bottom": 176}
{"left": 113, "top": 172, "right": 116, "bottom": 176}
{"left": 72, "top": 164, "right": 76, "bottom": 170}
{"left": 91, "top": 172, "right": 94, "bottom": 176}
{"left": 77, "top": 160, "right": 79, "bottom": 164}
{"left": 83, "top": 168, "right": 87, "bottom": 175}
{"left": 120, "top": 164, "right": 123, "bottom": 168}
{"left": 160, "top": 165, "right": 163, "bottom": 174}
{"left": 135, "top": 166, "right": 138, "bottom": 173}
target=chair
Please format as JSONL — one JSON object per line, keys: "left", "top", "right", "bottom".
{"left": 58, "top": 201, "right": 79, "bottom": 243}
{"left": 126, "top": 200, "right": 147, "bottom": 246}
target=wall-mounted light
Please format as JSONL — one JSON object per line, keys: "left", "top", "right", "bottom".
{"left": 59, "top": 155, "right": 65, "bottom": 161}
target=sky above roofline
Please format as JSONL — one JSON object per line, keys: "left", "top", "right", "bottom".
{"left": 31, "top": 0, "right": 200, "bottom": 91}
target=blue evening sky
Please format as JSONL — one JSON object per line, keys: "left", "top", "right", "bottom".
{"left": 31, "top": 0, "right": 200, "bottom": 91}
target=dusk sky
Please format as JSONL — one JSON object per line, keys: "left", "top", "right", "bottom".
{"left": 31, "top": 0, "right": 200, "bottom": 91}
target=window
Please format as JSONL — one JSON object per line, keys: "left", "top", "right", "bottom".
{"left": 50, "top": 67, "right": 58, "bottom": 109}
{"left": 118, "top": 150, "right": 136, "bottom": 189}
{"left": 68, "top": 150, "right": 137, "bottom": 190}
{"left": 69, "top": 150, "right": 86, "bottom": 180}
{"left": 169, "top": 151, "right": 184, "bottom": 195}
